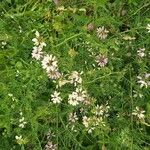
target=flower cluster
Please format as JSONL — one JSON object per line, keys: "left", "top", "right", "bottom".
{"left": 133, "top": 90, "right": 143, "bottom": 98}
{"left": 82, "top": 116, "right": 105, "bottom": 133}
{"left": 8, "top": 93, "right": 18, "bottom": 109}
{"left": 92, "top": 103, "right": 110, "bottom": 118}
{"left": 56, "top": 5, "right": 86, "bottom": 13}
{"left": 137, "top": 48, "right": 146, "bottom": 58}
{"left": 8, "top": 93, "right": 18, "bottom": 102}
{"left": 32, "top": 31, "right": 46, "bottom": 60}
{"left": 137, "top": 73, "right": 150, "bottom": 88}
{"left": 87, "top": 23, "right": 95, "bottom": 32}
{"left": 56, "top": 71, "right": 82, "bottom": 88}
{"left": 132, "top": 107, "right": 145, "bottom": 120}
{"left": 68, "top": 112, "right": 78, "bottom": 132}
{"left": 51, "top": 91, "right": 62, "bottom": 104}
{"left": 69, "top": 112, "right": 78, "bottom": 123}
{"left": 19, "top": 111, "right": 27, "bottom": 128}
{"left": 41, "top": 54, "right": 58, "bottom": 71}
{"left": 146, "top": 24, "right": 150, "bottom": 33}
{"left": 68, "top": 71, "right": 82, "bottom": 86}
{"left": 82, "top": 102, "right": 110, "bottom": 133}
{"left": 45, "top": 130, "right": 57, "bottom": 150}
{"left": 15, "top": 135, "right": 26, "bottom": 145}
{"left": 46, "top": 130, "right": 55, "bottom": 140}
{"left": 96, "top": 26, "right": 109, "bottom": 40}
{"left": 15, "top": 135, "right": 23, "bottom": 144}
{"left": 1, "top": 41, "right": 7, "bottom": 49}
{"left": 41, "top": 54, "right": 61, "bottom": 80}
{"left": 68, "top": 87, "right": 88, "bottom": 106}
{"left": 122, "top": 35, "right": 136, "bottom": 41}
{"left": 45, "top": 141, "right": 57, "bottom": 150}
{"left": 31, "top": 31, "right": 61, "bottom": 80}
{"left": 95, "top": 54, "right": 108, "bottom": 67}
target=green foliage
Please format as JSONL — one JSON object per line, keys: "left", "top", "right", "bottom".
{"left": 0, "top": 0, "right": 150, "bottom": 149}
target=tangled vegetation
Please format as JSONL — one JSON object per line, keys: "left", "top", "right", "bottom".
{"left": 0, "top": 0, "right": 150, "bottom": 149}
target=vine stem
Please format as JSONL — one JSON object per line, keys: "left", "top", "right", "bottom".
{"left": 56, "top": 105, "right": 59, "bottom": 149}
{"left": 130, "top": 68, "right": 133, "bottom": 150}
{"left": 129, "top": 2, "right": 150, "bottom": 18}
{"left": 86, "top": 71, "right": 124, "bottom": 84}
{"left": 54, "top": 33, "right": 83, "bottom": 48}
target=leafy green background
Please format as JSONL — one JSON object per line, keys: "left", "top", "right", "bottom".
{"left": 0, "top": 0, "right": 150, "bottom": 149}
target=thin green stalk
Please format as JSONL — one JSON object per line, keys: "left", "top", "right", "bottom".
{"left": 54, "top": 33, "right": 83, "bottom": 48}
{"left": 130, "top": 68, "right": 133, "bottom": 150}
{"left": 56, "top": 105, "right": 59, "bottom": 149}
{"left": 86, "top": 71, "right": 124, "bottom": 84}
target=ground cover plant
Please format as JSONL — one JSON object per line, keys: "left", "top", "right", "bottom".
{"left": 0, "top": 0, "right": 150, "bottom": 149}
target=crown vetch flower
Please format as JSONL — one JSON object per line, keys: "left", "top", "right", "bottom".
{"left": 68, "top": 87, "right": 87, "bottom": 106}
{"left": 32, "top": 46, "right": 44, "bottom": 60}
{"left": 146, "top": 24, "right": 150, "bottom": 33}
{"left": 137, "top": 73, "right": 150, "bottom": 88}
{"left": 68, "top": 91, "right": 79, "bottom": 106}
{"left": 32, "top": 31, "right": 46, "bottom": 47}
{"left": 95, "top": 54, "right": 108, "bottom": 67}
{"left": 69, "top": 112, "right": 78, "bottom": 123}
{"left": 137, "top": 48, "right": 146, "bottom": 58}
{"left": 45, "top": 141, "right": 57, "bottom": 150}
{"left": 41, "top": 54, "right": 58, "bottom": 71}
{"left": 69, "top": 71, "right": 82, "bottom": 86}
{"left": 132, "top": 107, "right": 145, "bottom": 120}
{"left": 96, "top": 26, "right": 109, "bottom": 39}
{"left": 51, "top": 91, "right": 62, "bottom": 104}
{"left": 47, "top": 68, "right": 61, "bottom": 80}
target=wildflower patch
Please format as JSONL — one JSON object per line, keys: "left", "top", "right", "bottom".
{"left": 0, "top": 0, "right": 150, "bottom": 149}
